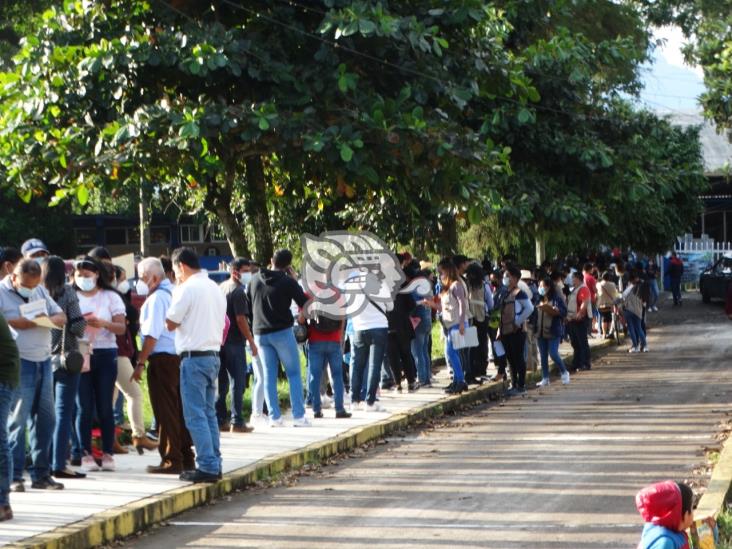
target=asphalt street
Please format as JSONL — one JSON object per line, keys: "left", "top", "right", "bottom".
{"left": 127, "top": 292, "right": 732, "bottom": 549}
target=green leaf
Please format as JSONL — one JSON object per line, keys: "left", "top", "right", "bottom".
{"left": 77, "top": 185, "right": 89, "bottom": 206}
{"left": 258, "top": 117, "right": 270, "bottom": 131}
{"left": 340, "top": 143, "right": 354, "bottom": 162}
{"left": 518, "top": 108, "right": 531, "bottom": 124}
{"left": 359, "top": 20, "right": 377, "bottom": 34}
{"left": 59, "top": 153, "right": 67, "bottom": 168}
{"left": 200, "top": 137, "right": 209, "bottom": 157}
{"left": 19, "top": 189, "right": 32, "bottom": 203}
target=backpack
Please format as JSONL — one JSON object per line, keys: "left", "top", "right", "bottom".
{"left": 308, "top": 312, "right": 342, "bottom": 333}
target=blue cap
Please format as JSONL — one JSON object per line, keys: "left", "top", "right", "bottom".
{"left": 20, "top": 238, "right": 49, "bottom": 257}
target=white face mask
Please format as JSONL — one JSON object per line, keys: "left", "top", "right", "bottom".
{"left": 76, "top": 275, "right": 97, "bottom": 292}
{"left": 117, "top": 279, "right": 130, "bottom": 294}
{"left": 135, "top": 279, "right": 150, "bottom": 296}
{"left": 240, "top": 272, "right": 252, "bottom": 285}
{"left": 502, "top": 276, "right": 511, "bottom": 287}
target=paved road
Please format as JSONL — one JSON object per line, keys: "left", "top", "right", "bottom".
{"left": 128, "top": 293, "right": 732, "bottom": 549}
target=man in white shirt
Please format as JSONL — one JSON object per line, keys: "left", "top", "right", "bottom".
{"left": 134, "top": 257, "right": 194, "bottom": 475}
{"left": 165, "top": 248, "right": 226, "bottom": 483}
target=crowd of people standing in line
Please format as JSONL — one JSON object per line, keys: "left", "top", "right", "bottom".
{"left": 0, "top": 238, "right": 670, "bottom": 522}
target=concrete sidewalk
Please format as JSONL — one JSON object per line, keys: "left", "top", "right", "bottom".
{"left": 1, "top": 333, "right": 613, "bottom": 548}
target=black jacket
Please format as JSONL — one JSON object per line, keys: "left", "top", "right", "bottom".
{"left": 247, "top": 269, "right": 308, "bottom": 335}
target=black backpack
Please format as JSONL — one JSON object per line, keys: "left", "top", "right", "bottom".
{"left": 308, "top": 313, "right": 342, "bottom": 333}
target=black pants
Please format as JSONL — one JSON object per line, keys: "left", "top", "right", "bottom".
{"left": 487, "top": 326, "right": 507, "bottom": 375}
{"left": 502, "top": 331, "right": 527, "bottom": 390}
{"left": 470, "top": 319, "right": 489, "bottom": 378}
{"left": 387, "top": 331, "right": 416, "bottom": 385}
{"left": 567, "top": 319, "right": 591, "bottom": 371}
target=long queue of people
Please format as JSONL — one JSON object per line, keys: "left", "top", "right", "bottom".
{"left": 0, "top": 239, "right": 665, "bottom": 522}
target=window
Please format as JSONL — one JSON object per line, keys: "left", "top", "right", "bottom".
{"left": 150, "top": 226, "right": 171, "bottom": 245}
{"left": 74, "top": 228, "right": 97, "bottom": 248}
{"left": 180, "top": 224, "right": 202, "bottom": 243}
{"left": 127, "top": 227, "right": 140, "bottom": 244}
{"left": 105, "top": 228, "right": 127, "bottom": 245}
{"left": 205, "top": 223, "right": 228, "bottom": 243}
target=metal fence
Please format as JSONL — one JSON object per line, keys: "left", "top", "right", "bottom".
{"left": 671, "top": 236, "right": 732, "bottom": 289}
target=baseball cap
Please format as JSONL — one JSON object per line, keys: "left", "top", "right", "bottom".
{"left": 21, "top": 238, "right": 49, "bottom": 257}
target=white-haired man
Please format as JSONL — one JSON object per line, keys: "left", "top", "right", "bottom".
{"left": 133, "top": 257, "right": 194, "bottom": 475}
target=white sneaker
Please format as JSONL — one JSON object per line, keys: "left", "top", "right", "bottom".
{"left": 269, "top": 417, "right": 285, "bottom": 428}
{"left": 81, "top": 454, "right": 100, "bottom": 472}
{"left": 250, "top": 413, "right": 266, "bottom": 425}
{"left": 350, "top": 401, "right": 365, "bottom": 412}
{"left": 321, "top": 395, "right": 333, "bottom": 409}
{"left": 100, "top": 454, "right": 115, "bottom": 472}
{"left": 642, "top": 346, "right": 649, "bottom": 353}
{"left": 344, "top": 393, "right": 352, "bottom": 407}
{"left": 561, "top": 372, "right": 570, "bottom": 385}
{"left": 366, "top": 402, "right": 387, "bottom": 413}
{"left": 293, "top": 417, "right": 312, "bottom": 428}
{"left": 628, "top": 347, "right": 639, "bottom": 354}
{"left": 536, "top": 379, "right": 550, "bottom": 388}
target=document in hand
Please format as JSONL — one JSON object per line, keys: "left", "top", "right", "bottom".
{"left": 450, "top": 326, "right": 479, "bottom": 349}
{"left": 31, "top": 316, "right": 57, "bottom": 329}
{"left": 19, "top": 299, "right": 48, "bottom": 320}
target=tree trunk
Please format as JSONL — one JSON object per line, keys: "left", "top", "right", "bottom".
{"left": 534, "top": 223, "right": 546, "bottom": 266}
{"left": 245, "top": 155, "right": 274, "bottom": 265}
{"left": 203, "top": 162, "right": 251, "bottom": 258}
{"left": 437, "top": 214, "right": 458, "bottom": 256}
{"left": 139, "top": 183, "right": 150, "bottom": 257}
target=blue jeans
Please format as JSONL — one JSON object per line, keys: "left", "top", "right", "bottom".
{"left": 52, "top": 367, "right": 81, "bottom": 471}
{"left": 308, "top": 341, "right": 346, "bottom": 414}
{"left": 180, "top": 354, "right": 221, "bottom": 475}
{"left": 113, "top": 392, "right": 125, "bottom": 425}
{"left": 537, "top": 336, "right": 568, "bottom": 381}
{"left": 625, "top": 310, "right": 647, "bottom": 349}
{"left": 347, "top": 335, "right": 367, "bottom": 402}
{"left": 411, "top": 315, "right": 433, "bottom": 385}
{"left": 77, "top": 348, "right": 117, "bottom": 455}
{"left": 255, "top": 328, "right": 306, "bottom": 421}
{"left": 216, "top": 343, "right": 248, "bottom": 426}
{"left": 648, "top": 279, "right": 659, "bottom": 309}
{"left": 0, "top": 382, "right": 14, "bottom": 505}
{"left": 9, "top": 358, "right": 55, "bottom": 482}
{"left": 351, "top": 328, "right": 388, "bottom": 405}
{"left": 444, "top": 324, "right": 465, "bottom": 383}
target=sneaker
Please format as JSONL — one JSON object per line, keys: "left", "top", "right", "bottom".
{"left": 407, "top": 382, "right": 420, "bottom": 393}
{"left": 561, "top": 372, "right": 570, "bottom": 385}
{"left": 628, "top": 347, "right": 639, "bottom": 354}
{"left": 517, "top": 388, "right": 528, "bottom": 397}
{"left": 321, "top": 395, "right": 333, "bottom": 409}
{"left": 536, "top": 379, "right": 550, "bottom": 388}
{"left": 81, "top": 454, "right": 100, "bottom": 472}
{"left": 642, "top": 346, "right": 649, "bottom": 353}
{"left": 366, "top": 402, "right": 387, "bottom": 413}
{"left": 101, "top": 454, "right": 115, "bottom": 472}
{"left": 313, "top": 411, "right": 324, "bottom": 419}
{"left": 250, "top": 413, "right": 267, "bottom": 425}
{"left": 145, "top": 429, "right": 159, "bottom": 442}
{"left": 391, "top": 384, "right": 402, "bottom": 394}
{"left": 268, "top": 417, "right": 285, "bottom": 428}
{"left": 31, "top": 476, "right": 64, "bottom": 490}
{"left": 335, "top": 410, "right": 352, "bottom": 419}
{"left": 9, "top": 480, "right": 24, "bottom": 493}
{"left": 350, "top": 401, "right": 365, "bottom": 412}
{"left": 293, "top": 417, "right": 311, "bottom": 427}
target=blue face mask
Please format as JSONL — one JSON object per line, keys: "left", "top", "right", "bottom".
{"left": 76, "top": 275, "right": 97, "bottom": 292}
{"left": 538, "top": 286, "right": 547, "bottom": 297}
{"left": 16, "top": 285, "right": 33, "bottom": 299}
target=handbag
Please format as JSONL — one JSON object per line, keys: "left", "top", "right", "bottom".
{"left": 450, "top": 325, "right": 479, "bottom": 349}
{"left": 59, "top": 323, "right": 84, "bottom": 374}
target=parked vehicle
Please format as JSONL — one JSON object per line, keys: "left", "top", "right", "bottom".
{"left": 700, "top": 254, "right": 732, "bottom": 303}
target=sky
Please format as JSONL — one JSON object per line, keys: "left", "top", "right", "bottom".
{"left": 637, "top": 26, "right": 706, "bottom": 114}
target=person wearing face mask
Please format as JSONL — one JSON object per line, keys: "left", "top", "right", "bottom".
{"left": 566, "top": 271, "right": 593, "bottom": 372}
{"left": 107, "top": 264, "right": 157, "bottom": 455}
{"left": 20, "top": 238, "right": 50, "bottom": 265}
{"left": 535, "top": 277, "right": 570, "bottom": 387}
{"left": 0, "top": 247, "right": 23, "bottom": 279}
{"left": 73, "top": 257, "right": 127, "bottom": 473}
{"left": 43, "top": 256, "right": 88, "bottom": 480}
{"left": 0, "top": 259, "right": 67, "bottom": 492}
{"left": 498, "top": 265, "right": 534, "bottom": 396}
{"left": 132, "top": 257, "right": 195, "bottom": 474}
{"left": 216, "top": 258, "right": 258, "bottom": 433}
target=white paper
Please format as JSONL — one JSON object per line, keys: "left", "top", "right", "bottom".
{"left": 19, "top": 299, "right": 48, "bottom": 320}
{"left": 31, "top": 316, "right": 57, "bottom": 329}
{"left": 450, "top": 326, "right": 479, "bottom": 349}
